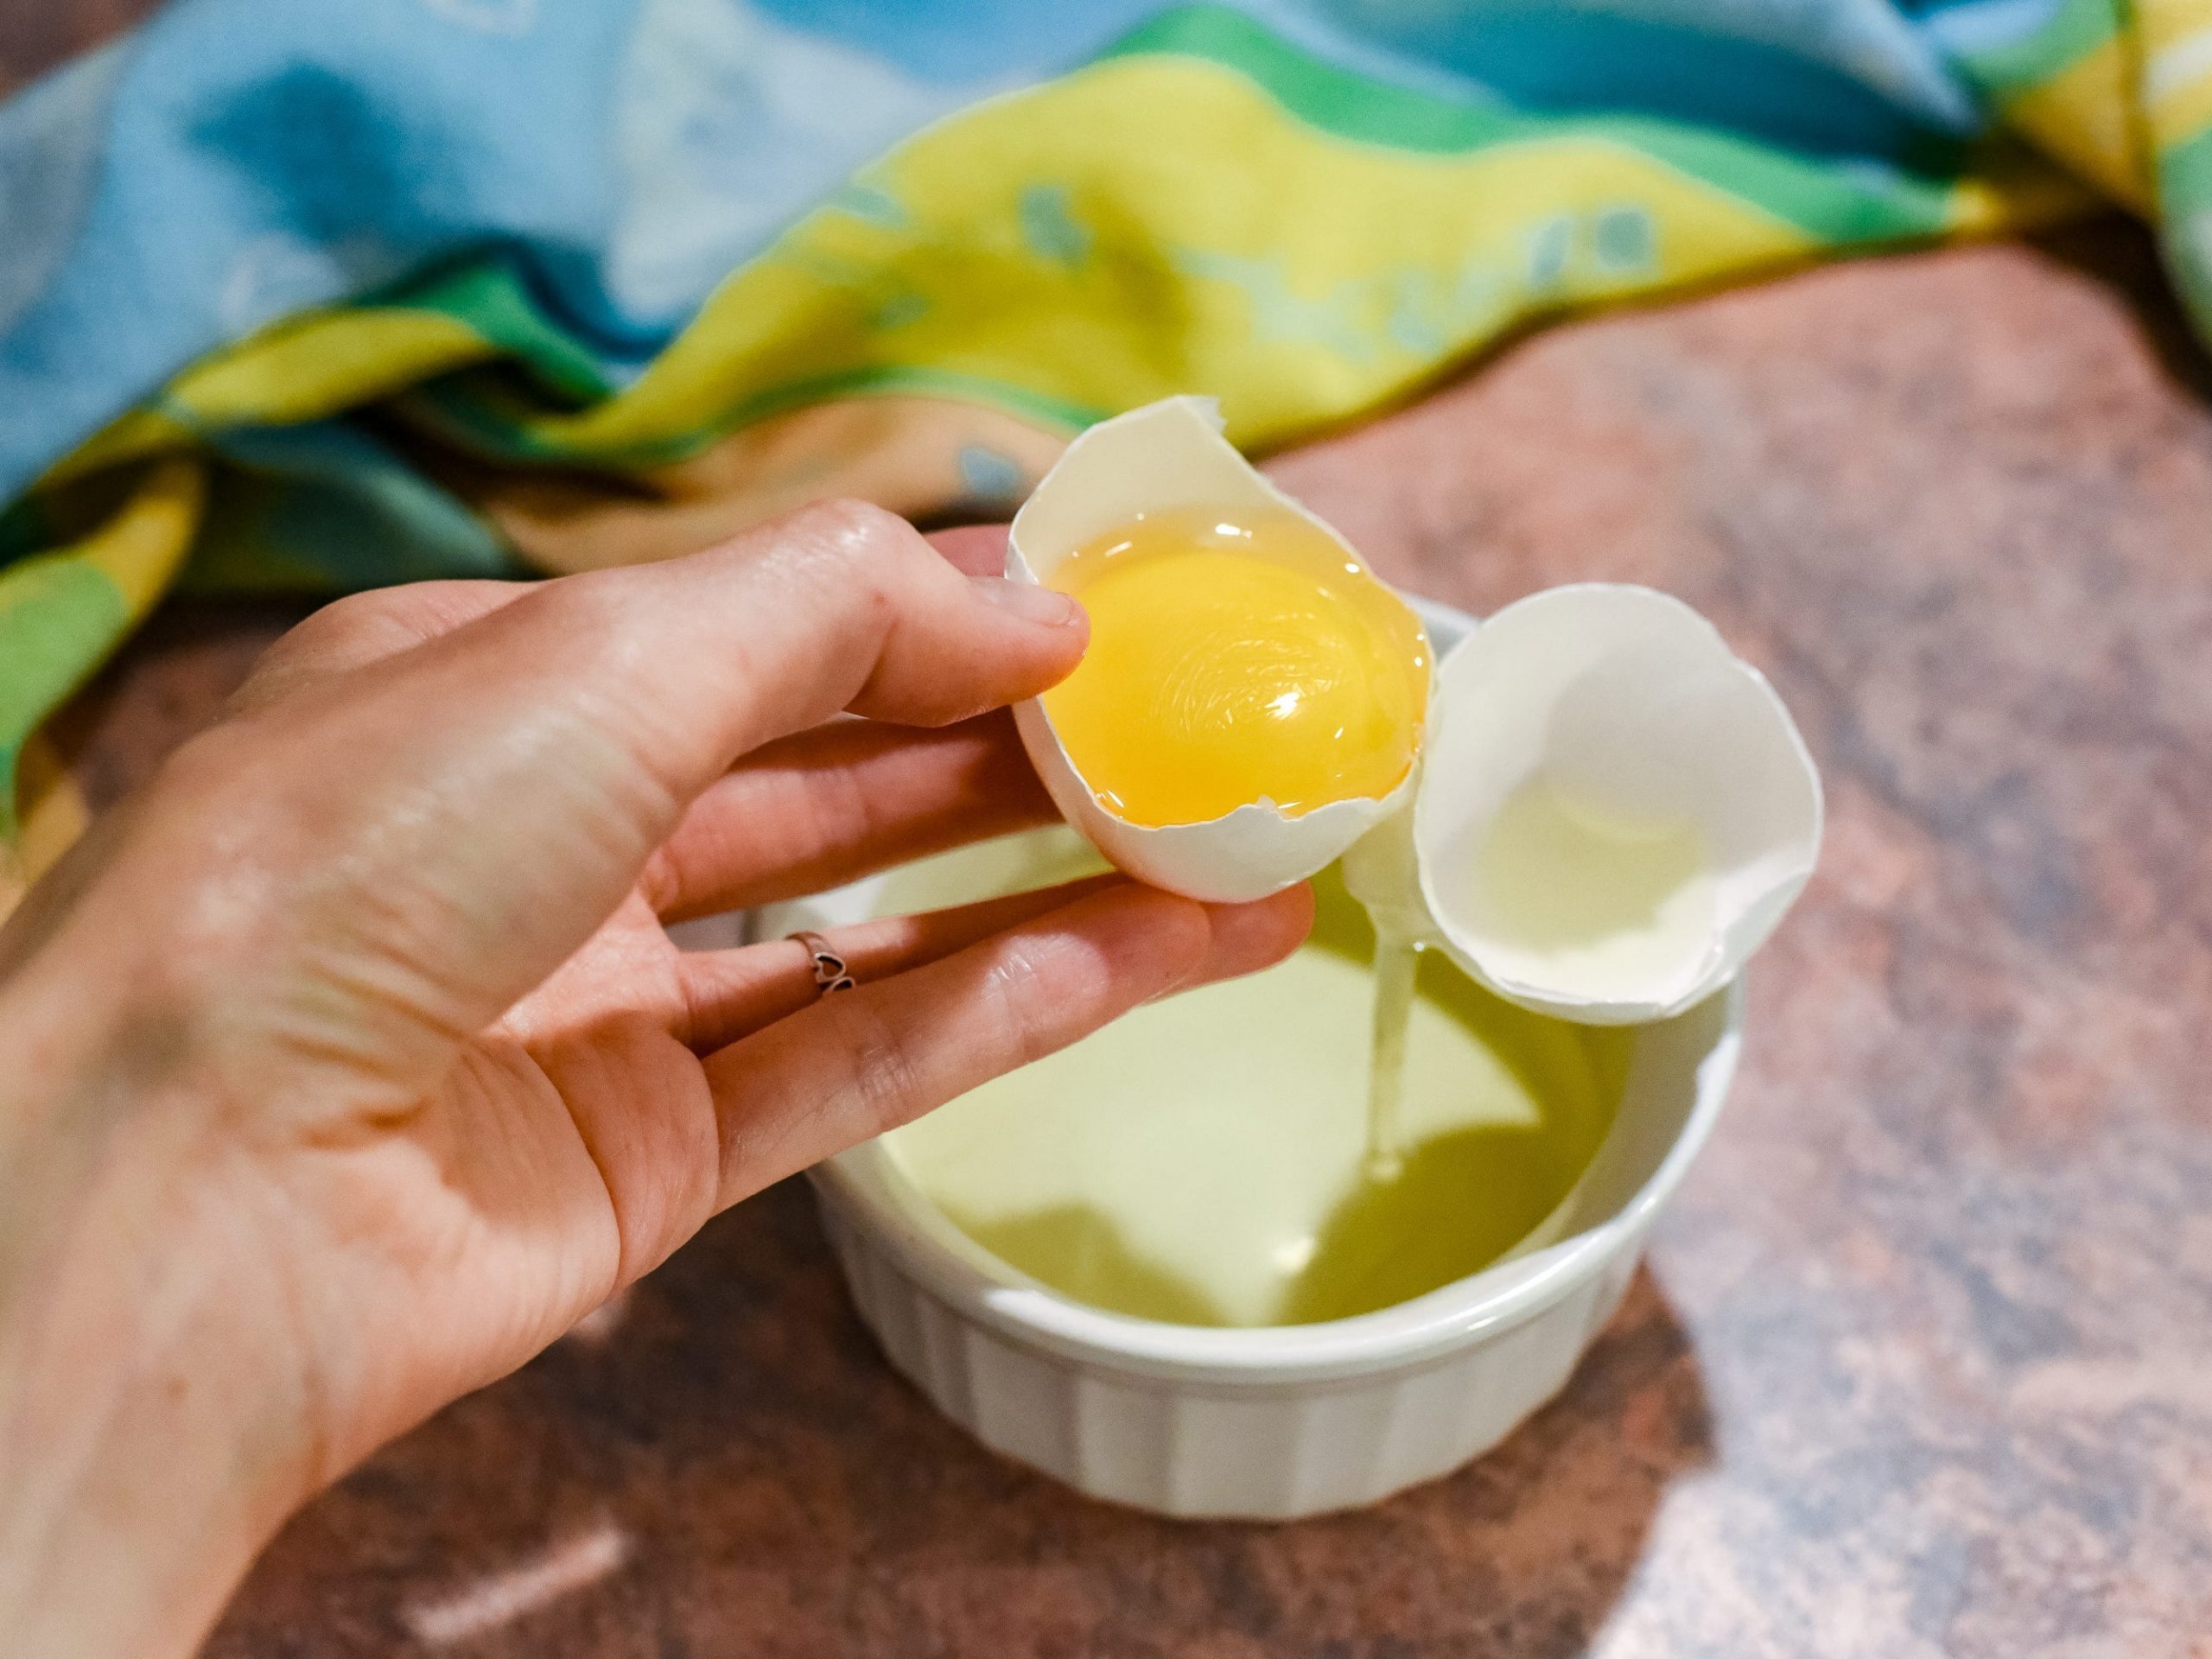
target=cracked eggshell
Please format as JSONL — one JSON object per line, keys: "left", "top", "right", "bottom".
{"left": 1007, "top": 397, "right": 1423, "bottom": 904}
{"left": 1414, "top": 583, "right": 1821, "bottom": 1023}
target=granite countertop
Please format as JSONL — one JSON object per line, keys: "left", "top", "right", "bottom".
{"left": 10, "top": 22, "right": 2212, "bottom": 1650}
{"left": 19, "top": 223, "right": 2197, "bottom": 1656}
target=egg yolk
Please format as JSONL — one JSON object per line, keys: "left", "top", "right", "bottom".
{"left": 1039, "top": 505, "right": 1428, "bottom": 826}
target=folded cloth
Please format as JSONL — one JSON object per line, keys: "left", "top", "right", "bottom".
{"left": 1, "top": 0, "right": 2196, "bottom": 895}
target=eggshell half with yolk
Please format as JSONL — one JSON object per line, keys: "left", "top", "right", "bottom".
{"left": 1006, "top": 397, "right": 1428, "bottom": 904}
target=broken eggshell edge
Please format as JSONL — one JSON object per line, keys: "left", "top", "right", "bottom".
{"left": 1412, "top": 582, "right": 1822, "bottom": 1024}
{"left": 1006, "top": 396, "right": 1423, "bottom": 905}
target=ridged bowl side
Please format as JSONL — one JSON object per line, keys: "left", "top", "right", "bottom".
{"left": 820, "top": 1196, "right": 1651, "bottom": 1520}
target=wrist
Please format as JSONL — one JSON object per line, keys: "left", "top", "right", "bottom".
{"left": 0, "top": 964, "right": 317, "bottom": 1658}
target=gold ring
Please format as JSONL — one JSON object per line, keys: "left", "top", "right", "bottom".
{"left": 789, "top": 931, "right": 857, "bottom": 997}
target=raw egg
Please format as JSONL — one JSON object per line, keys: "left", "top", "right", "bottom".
{"left": 1007, "top": 397, "right": 1430, "bottom": 903}
{"left": 1039, "top": 505, "right": 1427, "bottom": 827}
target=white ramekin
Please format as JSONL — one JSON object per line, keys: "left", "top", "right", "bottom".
{"left": 761, "top": 597, "right": 1745, "bottom": 1519}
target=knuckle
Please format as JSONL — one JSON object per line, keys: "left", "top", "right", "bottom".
{"left": 285, "top": 593, "right": 362, "bottom": 641}
{"left": 286, "top": 588, "right": 388, "bottom": 649}
{"left": 531, "top": 565, "right": 630, "bottom": 631}
{"left": 775, "top": 499, "right": 923, "bottom": 613}
{"left": 518, "top": 569, "right": 647, "bottom": 674}
{"left": 810, "top": 760, "right": 881, "bottom": 866}
{"left": 980, "top": 935, "right": 1072, "bottom": 1071}
{"left": 833, "top": 997, "right": 927, "bottom": 1138}
{"left": 227, "top": 594, "right": 388, "bottom": 707}
{"left": 785, "top": 497, "right": 909, "bottom": 562}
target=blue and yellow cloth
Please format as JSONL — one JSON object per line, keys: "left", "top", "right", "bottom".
{"left": 3, "top": 0, "right": 2206, "bottom": 895}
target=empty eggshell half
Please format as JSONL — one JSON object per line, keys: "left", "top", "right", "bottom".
{"left": 1414, "top": 584, "right": 1821, "bottom": 1023}
{"left": 1006, "top": 397, "right": 1425, "bottom": 904}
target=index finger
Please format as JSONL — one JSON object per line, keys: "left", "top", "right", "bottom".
{"left": 402, "top": 499, "right": 1079, "bottom": 813}
{"left": 228, "top": 520, "right": 1020, "bottom": 713}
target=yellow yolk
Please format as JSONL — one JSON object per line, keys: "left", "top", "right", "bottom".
{"left": 1039, "top": 506, "right": 1428, "bottom": 826}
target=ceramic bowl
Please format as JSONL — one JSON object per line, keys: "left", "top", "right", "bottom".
{"left": 760, "top": 597, "right": 1745, "bottom": 1519}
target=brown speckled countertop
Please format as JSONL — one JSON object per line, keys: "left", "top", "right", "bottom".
{"left": 11, "top": 17, "right": 2212, "bottom": 1643}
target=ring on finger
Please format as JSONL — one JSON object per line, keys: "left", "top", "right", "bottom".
{"left": 789, "top": 930, "right": 858, "bottom": 997}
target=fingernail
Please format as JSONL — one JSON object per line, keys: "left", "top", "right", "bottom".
{"left": 971, "top": 576, "right": 1081, "bottom": 628}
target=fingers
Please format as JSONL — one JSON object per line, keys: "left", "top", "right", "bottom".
{"left": 74, "top": 502, "right": 1078, "bottom": 1104}
{"left": 227, "top": 524, "right": 1009, "bottom": 718}
{"left": 308, "top": 500, "right": 1080, "bottom": 898}
{"left": 700, "top": 881, "right": 1315, "bottom": 1203}
{"left": 296, "top": 501, "right": 1083, "bottom": 1014}
{"left": 674, "top": 873, "right": 1126, "bottom": 1051}
{"left": 641, "top": 711, "right": 1053, "bottom": 922}
{"left": 288, "top": 503, "right": 1069, "bottom": 790}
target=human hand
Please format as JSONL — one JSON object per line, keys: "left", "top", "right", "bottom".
{"left": 0, "top": 503, "right": 1312, "bottom": 1657}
